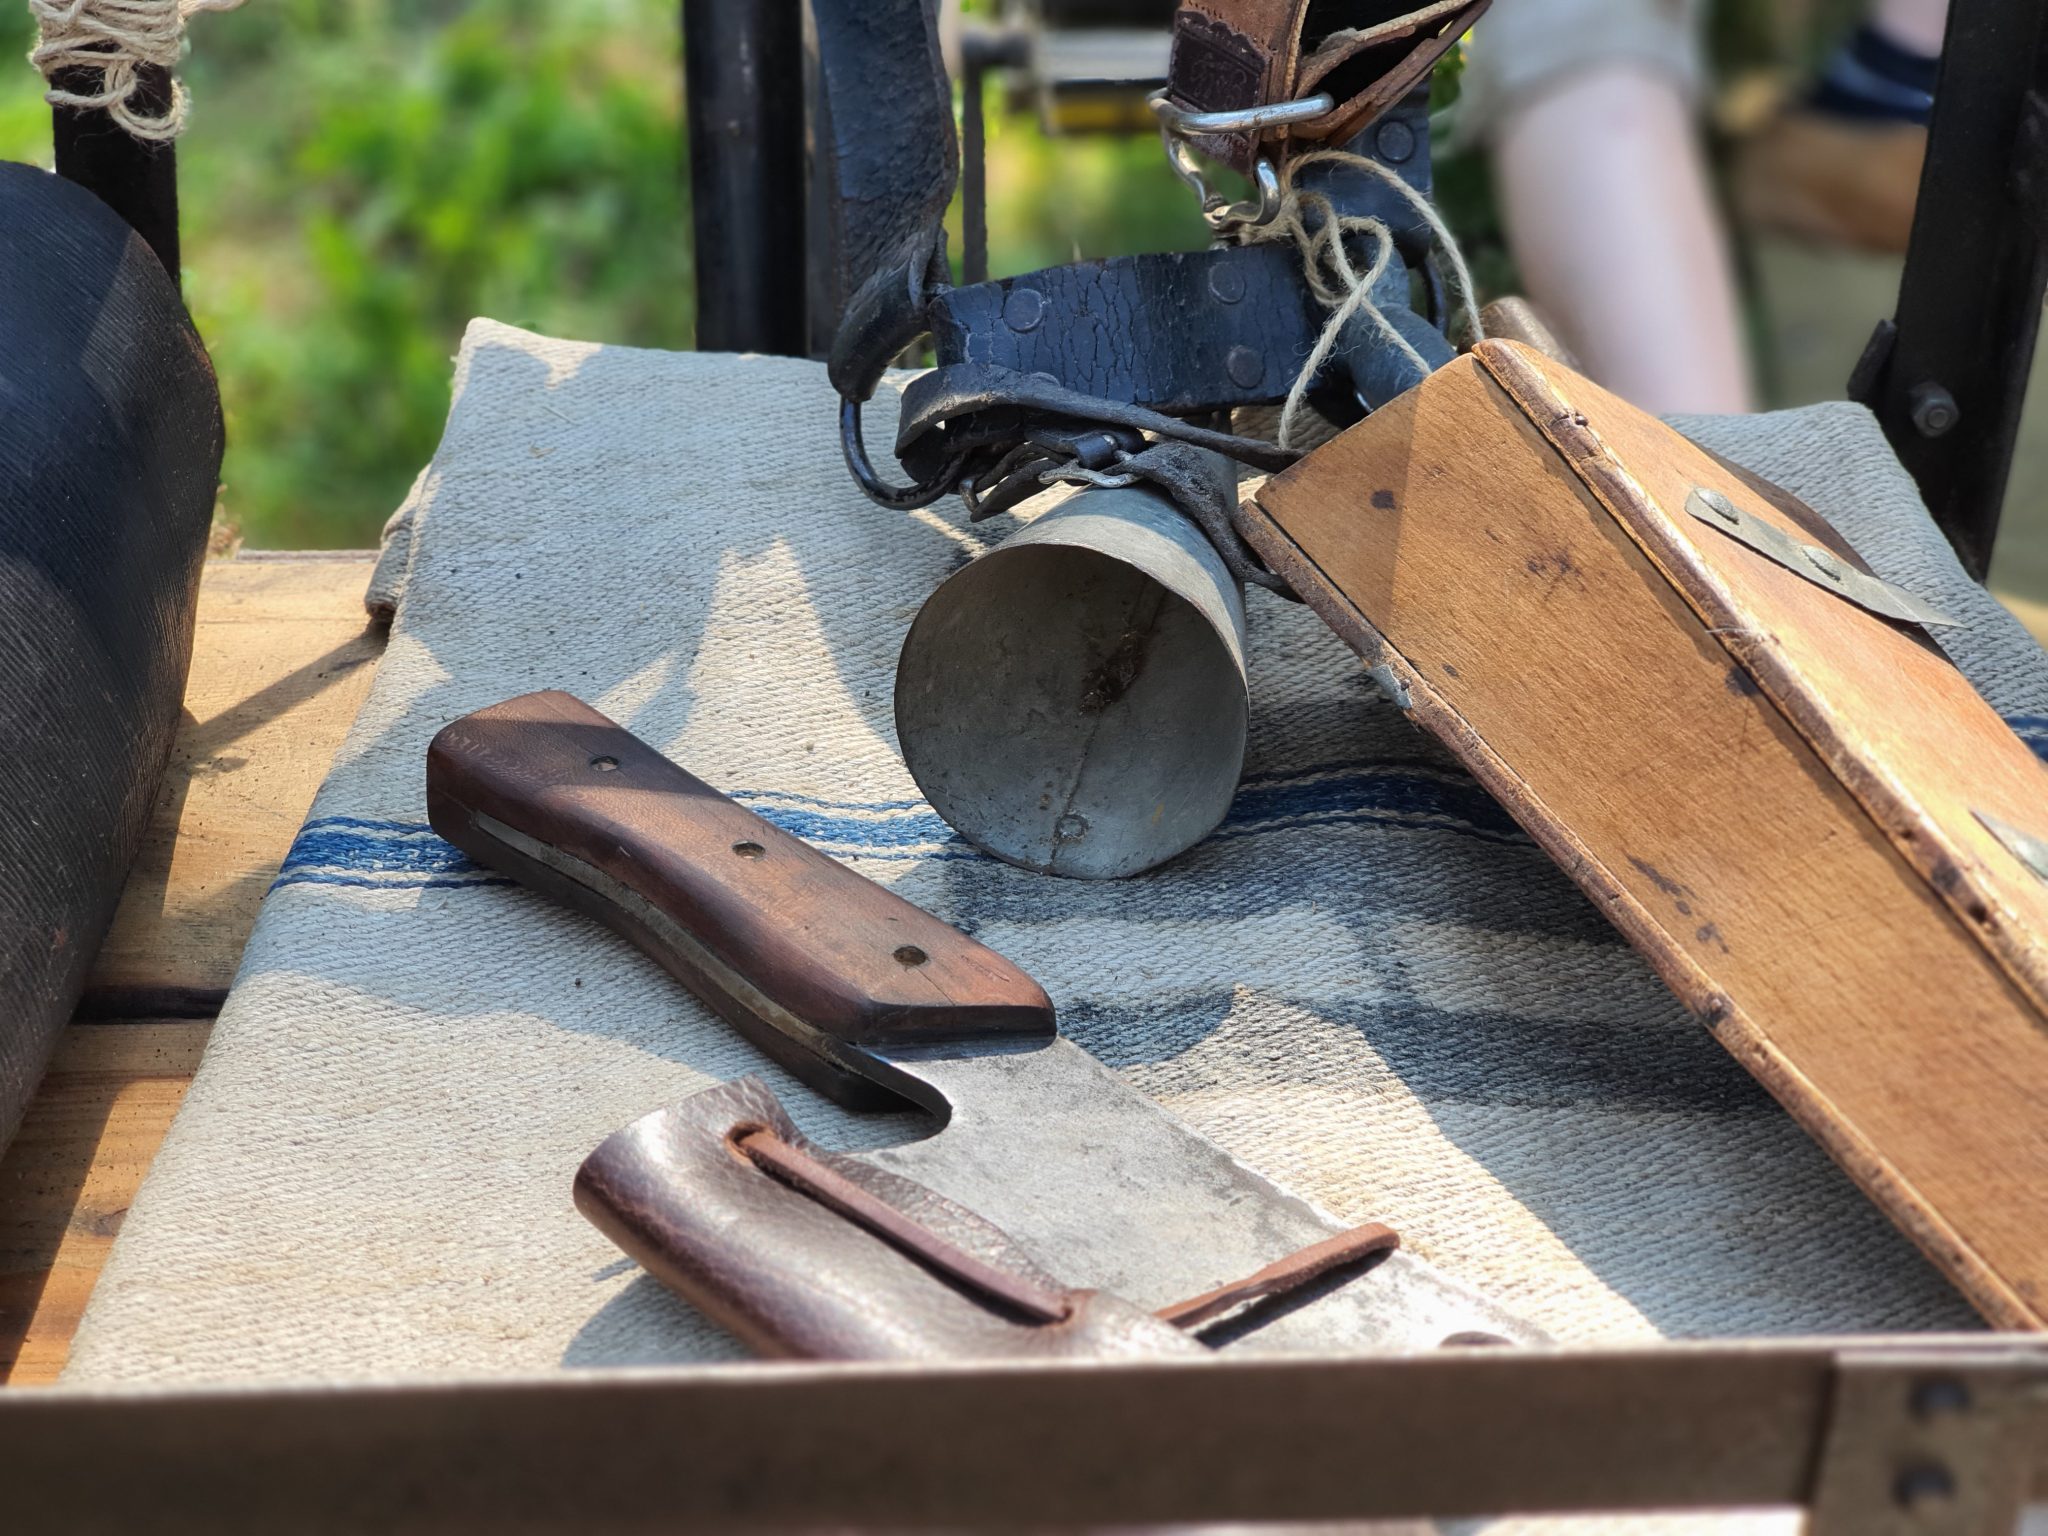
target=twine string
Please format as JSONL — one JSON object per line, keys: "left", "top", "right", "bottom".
{"left": 29, "top": 0, "right": 243, "bottom": 143}
{"left": 1242, "top": 147, "right": 1486, "bottom": 450}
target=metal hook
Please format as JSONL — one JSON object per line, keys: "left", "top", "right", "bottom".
{"left": 1150, "top": 88, "right": 1331, "bottom": 232}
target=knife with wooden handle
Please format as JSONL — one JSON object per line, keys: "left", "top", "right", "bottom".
{"left": 427, "top": 690, "right": 1541, "bottom": 1353}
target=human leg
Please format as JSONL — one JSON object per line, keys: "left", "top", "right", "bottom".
{"left": 1870, "top": 0, "right": 1950, "bottom": 59}
{"left": 1491, "top": 62, "right": 1753, "bottom": 415}
{"left": 1462, "top": 0, "right": 1750, "bottom": 415}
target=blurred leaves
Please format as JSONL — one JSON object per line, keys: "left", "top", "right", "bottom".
{"left": 3, "top": 0, "right": 688, "bottom": 546}
{"left": 0, "top": 0, "right": 1823, "bottom": 547}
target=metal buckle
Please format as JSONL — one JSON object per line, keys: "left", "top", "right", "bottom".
{"left": 1148, "top": 89, "right": 1333, "bottom": 232}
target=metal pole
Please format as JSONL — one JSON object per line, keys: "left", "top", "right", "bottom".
{"left": 1852, "top": 0, "right": 2048, "bottom": 580}
{"left": 682, "top": 0, "right": 806, "bottom": 355}
{"left": 958, "top": 28, "right": 1031, "bottom": 289}
{"left": 50, "top": 64, "right": 180, "bottom": 282}
{"left": 962, "top": 50, "right": 990, "bottom": 287}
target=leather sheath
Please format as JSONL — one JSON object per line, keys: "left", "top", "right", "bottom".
{"left": 1167, "top": 0, "right": 1492, "bottom": 170}
{"left": 576, "top": 1078, "right": 1204, "bottom": 1362}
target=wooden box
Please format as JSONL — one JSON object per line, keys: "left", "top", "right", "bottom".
{"left": 1240, "top": 341, "right": 2048, "bottom": 1331}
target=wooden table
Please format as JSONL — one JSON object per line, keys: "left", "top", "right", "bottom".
{"left": 0, "top": 554, "right": 384, "bottom": 1385}
{"left": 0, "top": 552, "right": 2040, "bottom": 1390}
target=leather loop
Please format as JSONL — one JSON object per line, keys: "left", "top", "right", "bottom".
{"left": 734, "top": 1124, "right": 1077, "bottom": 1325}
{"left": 827, "top": 231, "right": 946, "bottom": 404}
{"left": 1156, "top": 1221, "right": 1401, "bottom": 1330}
{"left": 575, "top": 1078, "right": 1204, "bottom": 1362}
{"left": 895, "top": 363, "right": 1303, "bottom": 485}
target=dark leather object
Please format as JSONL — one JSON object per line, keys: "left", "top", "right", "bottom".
{"left": 1168, "top": 0, "right": 1492, "bottom": 172}
{"left": 805, "top": 0, "right": 959, "bottom": 355}
{"left": 894, "top": 363, "right": 1304, "bottom": 485}
{"left": 576, "top": 1078, "right": 1204, "bottom": 1361}
{"left": 0, "top": 162, "right": 222, "bottom": 1153}
{"left": 931, "top": 245, "right": 1324, "bottom": 415}
{"left": 922, "top": 99, "right": 1438, "bottom": 415}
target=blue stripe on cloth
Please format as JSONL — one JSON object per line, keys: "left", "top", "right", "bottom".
{"left": 272, "top": 764, "right": 1527, "bottom": 891}
{"left": 270, "top": 713, "right": 2046, "bottom": 892}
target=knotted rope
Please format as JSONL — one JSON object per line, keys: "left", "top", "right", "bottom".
{"left": 29, "top": 0, "right": 243, "bottom": 142}
{"left": 1243, "top": 148, "right": 1485, "bottom": 450}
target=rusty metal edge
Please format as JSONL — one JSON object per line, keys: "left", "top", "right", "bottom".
{"left": 1, "top": 1338, "right": 2042, "bottom": 1532}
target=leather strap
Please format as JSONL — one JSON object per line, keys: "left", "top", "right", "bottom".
{"left": 733, "top": 1124, "right": 1075, "bottom": 1325}
{"left": 1166, "top": 0, "right": 1492, "bottom": 172}
{"left": 913, "top": 109, "right": 1441, "bottom": 419}
{"left": 806, "top": 0, "right": 959, "bottom": 355}
{"left": 1156, "top": 1221, "right": 1402, "bottom": 1330}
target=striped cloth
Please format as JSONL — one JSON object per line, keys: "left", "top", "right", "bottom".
{"left": 272, "top": 759, "right": 1537, "bottom": 892}
{"left": 66, "top": 324, "right": 2044, "bottom": 1431}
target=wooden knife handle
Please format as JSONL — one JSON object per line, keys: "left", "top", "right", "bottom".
{"left": 425, "top": 691, "right": 1055, "bottom": 1108}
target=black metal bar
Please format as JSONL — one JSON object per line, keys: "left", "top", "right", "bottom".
{"left": 1854, "top": 0, "right": 2048, "bottom": 580}
{"left": 682, "top": 0, "right": 806, "bottom": 355}
{"left": 50, "top": 64, "right": 180, "bottom": 282}
{"left": 959, "top": 29, "right": 1031, "bottom": 289}
{"left": 962, "top": 52, "right": 990, "bottom": 287}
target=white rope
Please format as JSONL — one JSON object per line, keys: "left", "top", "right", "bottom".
{"left": 29, "top": 0, "right": 244, "bottom": 143}
{"left": 1242, "top": 146, "right": 1486, "bottom": 450}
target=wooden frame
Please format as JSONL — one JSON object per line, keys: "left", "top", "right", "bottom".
{"left": 2, "top": 1339, "right": 2044, "bottom": 1532}
{"left": 6, "top": 561, "right": 2046, "bottom": 1533}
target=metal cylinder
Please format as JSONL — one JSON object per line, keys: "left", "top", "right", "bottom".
{"left": 895, "top": 485, "right": 1250, "bottom": 879}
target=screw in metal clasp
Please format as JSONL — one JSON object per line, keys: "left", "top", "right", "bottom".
{"left": 1803, "top": 545, "right": 1846, "bottom": 582}
{"left": 1692, "top": 487, "right": 1743, "bottom": 525}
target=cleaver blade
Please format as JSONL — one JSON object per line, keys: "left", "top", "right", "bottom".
{"left": 427, "top": 690, "right": 1542, "bottom": 1352}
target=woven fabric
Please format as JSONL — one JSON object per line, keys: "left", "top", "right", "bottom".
{"left": 66, "top": 323, "right": 2046, "bottom": 1394}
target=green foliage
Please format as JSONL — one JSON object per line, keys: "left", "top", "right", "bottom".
{"left": 974, "top": 120, "right": 1213, "bottom": 277}
{"left": 3, "top": 0, "right": 688, "bottom": 547}
{"left": 0, "top": 3, "right": 46, "bottom": 162}
{"left": 0, "top": 5, "right": 1813, "bottom": 548}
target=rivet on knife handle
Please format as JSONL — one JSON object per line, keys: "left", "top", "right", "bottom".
{"left": 425, "top": 690, "right": 1054, "bottom": 1108}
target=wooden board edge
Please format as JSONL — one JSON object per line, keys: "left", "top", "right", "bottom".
{"left": 0, "top": 1018, "right": 215, "bottom": 1387}
{"left": 1235, "top": 481, "right": 2046, "bottom": 1334}
{"left": 1470, "top": 340, "right": 2048, "bottom": 1024}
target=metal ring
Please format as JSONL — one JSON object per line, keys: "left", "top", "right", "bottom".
{"left": 839, "top": 398, "right": 967, "bottom": 512}
{"left": 1148, "top": 88, "right": 1335, "bottom": 138}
